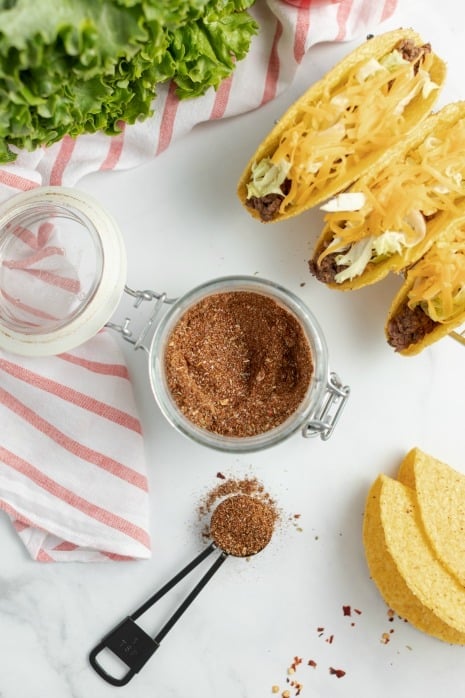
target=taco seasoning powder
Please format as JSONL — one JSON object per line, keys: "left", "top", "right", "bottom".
{"left": 164, "top": 291, "right": 313, "bottom": 437}
{"left": 210, "top": 494, "right": 276, "bottom": 557}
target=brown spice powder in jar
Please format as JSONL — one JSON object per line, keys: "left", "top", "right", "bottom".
{"left": 210, "top": 494, "right": 277, "bottom": 557}
{"left": 164, "top": 291, "right": 314, "bottom": 437}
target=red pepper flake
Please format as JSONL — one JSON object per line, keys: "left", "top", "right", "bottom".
{"left": 316, "top": 626, "right": 324, "bottom": 633}
{"left": 308, "top": 659, "right": 317, "bottom": 668}
{"left": 354, "top": 608, "right": 362, "bottom": 615}
{"left": 216, "top": 472, "right": 226, "bottom": 479}
{"left": 287, "top": 656, "right": 303, "bottom": 676}
{"left": 342, "top": 605, "right": 351, "bottom": 616}
{"left": 293, "top": 513, "right": 301, "bottom": 519}
{"left": 325, "top": 634, "right": 334, "bottom": 644}
{"left": 329, "top": 667, "right": 346, "bottom": 679}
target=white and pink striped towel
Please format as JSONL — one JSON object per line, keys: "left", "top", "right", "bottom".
{"left": 0, "top": 0, "right": 397, "bottom": 561}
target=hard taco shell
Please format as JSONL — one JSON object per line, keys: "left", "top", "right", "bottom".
{"left": 238, "top": 28, "right": 446, "bottom": 223}
{"left": 363, "top": 474, "right": 465, "bottom": 644}
{"left": 365, "top": 473, "right": 465, "bottom": 637}
{"left": 310, "top": 101, "right": 465, "bottom": 291}
{"left": 397, "top": 448, "right": 465, "bottom": 587}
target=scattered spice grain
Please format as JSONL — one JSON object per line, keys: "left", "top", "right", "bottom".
{"left": 210, "top": 494, "right": 276, "bottom": 557}
{"left": 198, "top": 475, "right": 276, "bottom": 519}
{"left": 329, "top": 667, "right": 346, "bottom": 679}
{"left": 164, "top": 291, "right": 313, "bottom": 437}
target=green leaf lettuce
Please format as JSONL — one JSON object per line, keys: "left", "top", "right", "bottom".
{"left": 0, "top": 0, "right": 258, "bottom": 162}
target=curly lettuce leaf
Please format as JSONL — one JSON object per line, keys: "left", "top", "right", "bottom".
{"left": 171, "top": 10, "right": 258, "bottom": 99}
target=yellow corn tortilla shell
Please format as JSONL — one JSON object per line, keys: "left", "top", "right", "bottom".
{"left": 397, "top": 447, "right": 465, "bottom": 587}
{"left": 363, "top": 475, "right": 465, "bottom": 644}
{"left": 310, "top": 101, "right": 465, "bottom": 292}
{"left": 385, "top": 215, "right": 465, "bottom": 355}
{"left": 238, "top": 28, "right": 446, "bottom": 223}
{"left": 373, "top": 473, "right": 465, "bottom": 634}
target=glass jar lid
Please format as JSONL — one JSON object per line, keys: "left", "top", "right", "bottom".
{"left": 0, "top": 187, "right": 126, "bottom": 356}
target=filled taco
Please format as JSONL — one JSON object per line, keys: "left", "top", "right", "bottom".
{"left": 309, "top": 102, "right": 465, "bottom": 291}
{"left": 237, "top": 28, "right": 445, "bottom": 223}
{"left": 386, "top": 216, "right": 465, "bottom": 355}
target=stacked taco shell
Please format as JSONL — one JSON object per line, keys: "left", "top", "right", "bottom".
{"left": 237, "top": 27, "right": 465, "bottom": 355}
{"left": 363, "top": 448, "right": 465, "bottom": 644}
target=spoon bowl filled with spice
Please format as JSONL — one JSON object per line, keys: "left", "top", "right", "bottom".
{"left": 150, "top": 276, "right": 350, "bottom": 452}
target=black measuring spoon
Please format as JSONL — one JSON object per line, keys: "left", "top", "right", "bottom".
{"left": 89, "top": 494, "right": 274, "bottom": 686}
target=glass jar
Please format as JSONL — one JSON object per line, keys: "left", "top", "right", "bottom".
{"left": 0, "top": 187, "right": 349, "bottom": 451}
{"left": 149, "top": 276, "right": 348, "bottom": 452}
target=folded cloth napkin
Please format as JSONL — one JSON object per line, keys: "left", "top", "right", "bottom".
{"left": 0, "top": 0, "right": 397, "bottom": 561}
{"left": 0, "top": 333, "right": 150, "bottom": 562}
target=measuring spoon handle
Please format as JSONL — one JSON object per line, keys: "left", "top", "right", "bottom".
{"left": 89, "top": 544, "right": 228, "bottom": 686}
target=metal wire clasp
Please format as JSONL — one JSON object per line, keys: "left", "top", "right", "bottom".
{"left": 106, "top": 285, "right": 176, "bottom": 353}
{"left": 302, "top": 372, "right": 350, "bottom": 441}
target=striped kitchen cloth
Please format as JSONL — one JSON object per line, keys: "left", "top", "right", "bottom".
{"left": 0, "top": 0, "right": 397, "bottom": 562}
{"left": 0, "top": 334, "right": 150, "bottom": 562}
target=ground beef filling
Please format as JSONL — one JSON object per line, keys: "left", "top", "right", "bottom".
{"left": 396, "top": 39, "right": 431, "bottom": 72}
{"left": 246, "top": 179, "right": 291, "bottom": 222}
{"left": 308, "top": 249, "right": 343, "bottom": 284}
{"left": 386, "top": 301, "right": 437, "bottom": 352}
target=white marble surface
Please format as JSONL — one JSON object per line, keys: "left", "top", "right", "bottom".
{"left": 2, "top": 2, "right": 465, "bottom": 696}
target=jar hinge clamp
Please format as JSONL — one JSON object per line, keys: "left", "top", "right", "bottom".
{"left": 106, "top": 285, "right": 176, "bottom": 353}
{"left": 302, "top": 372, "right": 350, "bottom": 441}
